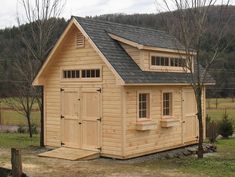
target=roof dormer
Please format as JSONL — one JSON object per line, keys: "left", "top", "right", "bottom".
{"left": 109, "top": 33, "right": 195, "bottom": 73}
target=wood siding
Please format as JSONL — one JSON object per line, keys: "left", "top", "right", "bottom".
{"left": 120, "top": 43, "right": 143, "bottom": 69}
{"left": 122, "top": 86, "right": 205, "bottom": 158}
{"left": 43, "top": 25, "right": 123, "bottom": 156}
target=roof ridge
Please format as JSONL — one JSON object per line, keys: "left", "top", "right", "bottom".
{"left": 73, "top": 16, "right": 170, "bottom": 36}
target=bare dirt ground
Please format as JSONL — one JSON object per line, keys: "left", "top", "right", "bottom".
{"left": 0, "top": 148, "right": 199, "bottom": 177}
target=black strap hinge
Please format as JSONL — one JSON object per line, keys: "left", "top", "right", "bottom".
{"left": 60, "top": 88, "right": 64, "bottom": 92}
{"left": 97, "top": 117, "right": 102, "bottom": 122}
{"left": 61, "top": 142, "right": 65, "bottom": 146}
{"left": 97, "top": 88, "right": 101, "bottom": 93}
{"left": 61, "top": 115, "right": 64, "bottom": 119}
{"left": 97, "top": 147, "right": 102, "bottom": 151}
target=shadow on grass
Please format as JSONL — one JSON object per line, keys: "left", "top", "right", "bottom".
{"left": 0, "top": 167, "right": 11, "bottom": 177}
{"left": 0, "top": 167, "right": 27, "bottom": 177}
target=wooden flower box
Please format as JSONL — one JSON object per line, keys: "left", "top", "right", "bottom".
{"left": 160, "top": 118, "right": 179, "bottom": 128}
{"left": 136, "top": 121, "right": 156, "bottom": 131}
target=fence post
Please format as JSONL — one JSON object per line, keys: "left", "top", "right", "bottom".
{"left": 11, "top": 148, "right": 22, "bottom": 177}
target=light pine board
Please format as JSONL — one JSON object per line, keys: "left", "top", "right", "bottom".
{"left": 38, "top": 147, "right": 99, "bottom": 160}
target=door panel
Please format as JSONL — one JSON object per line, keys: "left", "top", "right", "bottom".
{"left": 182, "top": 89, "right": 198, "bottom": 143}
{"left": 61, "top": 88, "right": 81, "bottom": 148}
{"left": 81, "top": 89, "right": 101, "bottom": 150}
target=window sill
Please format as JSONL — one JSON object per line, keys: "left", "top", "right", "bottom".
{"left": 135, "top": 121, "right": 156, "bottom": 131}
{"left": 160, "top": 118, "right": 180, "bottom": 128}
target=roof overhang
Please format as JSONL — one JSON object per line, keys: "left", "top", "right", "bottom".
{"left": 124, "top": 83, "right": 215, "bottom": 86}
{"left": 108, "top": 33, "right": 197, "bottom": 55}
{"left": 33, "top": 17, "right": 125, "bottom": 86}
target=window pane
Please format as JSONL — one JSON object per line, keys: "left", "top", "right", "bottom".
{"left": 96, "top": 69, "right": 100, "bottom": 77}
{"left": 82, "top": 70, "right": 86, "bottom": 77}
{"left": 163, "top": 93, "right": 172, "bottom": 116}
{"left": 72, "top": 70, "right": 76, "bottom": 78}
{"left": 165, "top": 57, "right": 169, "bottom": 66}
{"left": 156, "top": 57, "right": 160, "bottom": 65}
{"left": 142, "top": 94, "right": 146, "bottom": 101}
{"left": 76, "top": 70, "right": 80, "bottom": 78}
{"left": 142, "top": 102, "right": 146, "bottom": 109}
{"left": 151, "top": 57, "right": 155, "bottom": 65}
{"left": 139, "top": 93, "right": 149, "bottom": 118}
{"left": 68, "top": 71, "right": 71, "bottom": 78}
{"left": 91, "top": 70, "right": 95, "bottom": 77}
{"left": 170, "top": 58, "right": 174, "bottom": 66}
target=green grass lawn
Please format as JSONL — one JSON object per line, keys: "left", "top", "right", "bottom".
{"left": 207, "top": 98, "right": 235, "bottom": 109}
{"left": 207, "top": 109, "right": 235, "bottom": 122}
{"left": 0, "top": 133, "right": 39, "bottom": 149}
{"left": 143, "top": 138, "right": 235, "bottom": 177}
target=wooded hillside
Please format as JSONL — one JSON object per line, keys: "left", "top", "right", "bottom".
{"left": 0, "top": 5, "right": 234, "bottom": 97}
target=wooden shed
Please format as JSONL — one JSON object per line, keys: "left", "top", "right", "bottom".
{"left": 33, "top": 17, "right": 214, "bottom": 159}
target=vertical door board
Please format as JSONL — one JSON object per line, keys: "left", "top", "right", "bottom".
{"left": 61, "top": 88, "right": 81, "bottom": 148}
{"left": 81, "top": 88, "right": 101, "bottom": 150}
{"left": 182, "top": 89, "right": 198, "bottom": 143}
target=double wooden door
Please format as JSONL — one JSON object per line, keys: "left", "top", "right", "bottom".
{"left": 182, "top": 88, "right": 198, "bottom": 143}
{"left": 61, "top": 87, "right": 101, "bottom": 150}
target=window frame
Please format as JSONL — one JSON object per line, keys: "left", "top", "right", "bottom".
{"left": 137, "top": 90, "right": 151, "bottom": 121}
{"left": 60, "top": 66, "right": 102, "bottom": 82}
{"left": 149, "top": 53, "right": 191, "bottom": 73}
{"left": 162, "top": 91, "right": 173, "bottom": 118}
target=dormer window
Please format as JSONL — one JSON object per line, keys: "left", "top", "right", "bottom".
{"left": 150, "top": 54, "right": 190, "bottom": 73}
{"left": 151, "top": 56, "right": 185, "bottom": 67}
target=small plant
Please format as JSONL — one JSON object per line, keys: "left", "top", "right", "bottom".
{"left": 218, "top": 111, "right": 234, "bottom": 138}
{"left": 31, "top": 124, "right": 38, "bottom": 134}
{"left": 17, "top": 125, "right": 27, "bottom": 134}
{"left": 206, "top": 114, "right": 218, "bottom": 143}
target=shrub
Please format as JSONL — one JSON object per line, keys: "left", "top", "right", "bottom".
{"left": 206, "top": 114, "right": 218, "bottom": 143}
{"left": 17, "top": 125, "right": 27, "bottom": 133}
{"left": 17, "top": 124, "right": 38, "bottom": 134}
{"left": 31, "top": 124, "right": 38, "bottom": 134}
{"left": 218, "top": 111, "right": 234, "bottom": 138}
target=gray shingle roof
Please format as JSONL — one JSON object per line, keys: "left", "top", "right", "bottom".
{"left": 74, "top": 17, "right": 214, "bottom": 84}
{"left": 107, "top": 28, "right": 185, "bottom": 51}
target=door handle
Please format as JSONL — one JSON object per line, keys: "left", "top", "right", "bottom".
{"left": 79, "top": 122, "right": 82, "bottom": 124}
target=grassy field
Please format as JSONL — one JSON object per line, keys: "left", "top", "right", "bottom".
{"left": 207, "top": 109, "right": 235, "bottom": 122}
{"left": 145, "top": 137, "right": 235, "bottom": 177}
{"left": 0, "top": 133, "right": 39, "bottom": 148}
{"left": 1, "top": 110, "right": 40, "bottom": 126}
{"left": 207, "top": 98, "right": 235, "bottom": 109}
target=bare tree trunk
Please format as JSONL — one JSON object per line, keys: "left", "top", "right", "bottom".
{"left": 196, "top": 88, "right": 204, "bottom": 158}
{"left": 39, "top": 87, "right": 44, "bottom": 147}
{"left": 26, "top": 114, "right": 32, "bottom": 138}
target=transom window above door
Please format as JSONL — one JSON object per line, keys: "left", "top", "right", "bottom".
{"left": 62, "top": 68, "right": 101, "bottom": 80}
{"left": 63, "top": 70, "right": 80, "bottom": 79}
{"left": 81, "top": 69, "right": 100, "bottom": 78}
